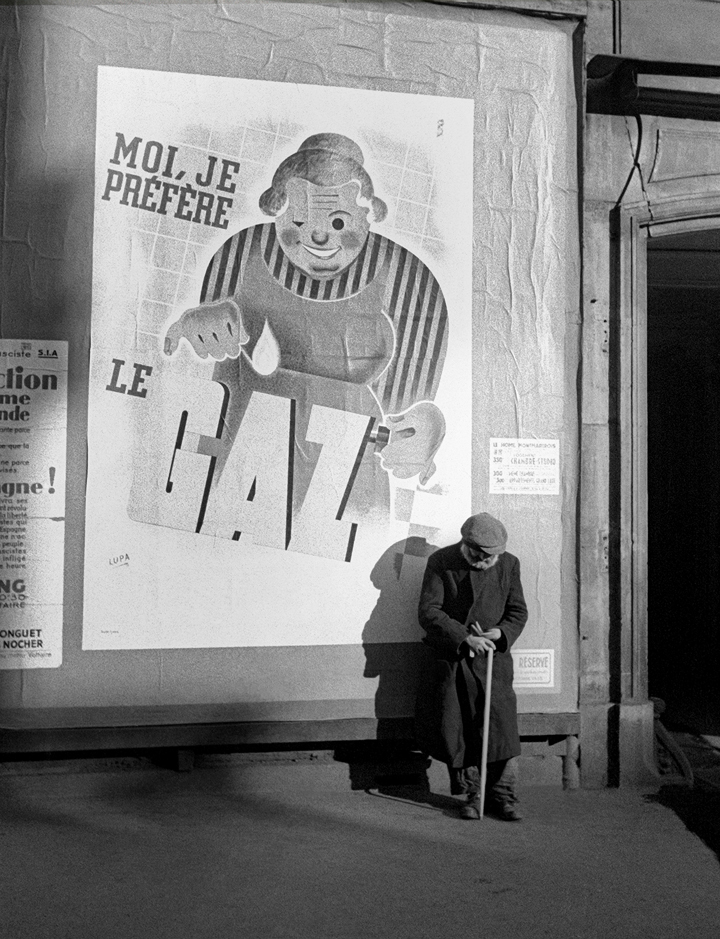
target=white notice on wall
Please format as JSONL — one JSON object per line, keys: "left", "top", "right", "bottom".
{"left": 489, "top": 438, "right": 560, "bottom": 495}
{"left": 512, "top": 649, "right": 555, "bottom": 688}
{"left": 0, "top": 340, "right": 67, "bottom": 669}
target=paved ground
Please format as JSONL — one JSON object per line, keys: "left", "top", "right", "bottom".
{"left": 2, "top": 747, "right": 720, "bottom": 939}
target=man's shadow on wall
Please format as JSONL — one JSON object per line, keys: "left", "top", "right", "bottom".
{"left": 344, "top": 536, "right": 458, "bottom": 812}
{"left": 361, "top": 536, "right": 438, "bottom": 740}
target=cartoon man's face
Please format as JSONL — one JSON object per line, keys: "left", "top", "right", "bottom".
{"left": 276, "top": 179, "right": 371, "bottom": 279}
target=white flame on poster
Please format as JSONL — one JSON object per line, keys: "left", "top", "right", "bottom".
{"left": 250, "top": 320, "right": 280, "bottom": 375}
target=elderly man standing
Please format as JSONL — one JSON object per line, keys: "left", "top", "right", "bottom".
{"left": 417, "top": 513, "right": 528, "bottom": 821}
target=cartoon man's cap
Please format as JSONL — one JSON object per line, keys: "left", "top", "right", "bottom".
{"left": 297, "top": 133, "right": 365, "bottom": 166}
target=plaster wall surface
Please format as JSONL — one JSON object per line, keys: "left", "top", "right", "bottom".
{"left": 0, "top": 1, "right": 580, "bottom": 726}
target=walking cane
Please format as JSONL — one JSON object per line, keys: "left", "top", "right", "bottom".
{"left": 478, "top": 647, "right": 494, "bottom": 820}
{"left": 468, "top": 623, "right": 495, "bottom": 819}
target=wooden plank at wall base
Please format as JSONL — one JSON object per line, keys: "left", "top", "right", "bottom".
{"left": 0, "top": 712, "right": 581, "bottom": 754}
{"left": 0, "top": 701, "right": 381, "bottom": 729}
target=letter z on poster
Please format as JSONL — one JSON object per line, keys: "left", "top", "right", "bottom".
{"left": 83, "top": 68, "right": 474, "bottom": 650}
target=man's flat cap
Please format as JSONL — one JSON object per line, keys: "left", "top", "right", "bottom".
{"left": 460, "top": 513, "right": 507, "bottom": 555}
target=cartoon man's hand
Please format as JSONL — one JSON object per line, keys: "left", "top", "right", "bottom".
{"left": 163, "top": 299, "right": 249, "bottom": 360}
{"left": 378, "top": 402, "right": 446, "bottom": 486}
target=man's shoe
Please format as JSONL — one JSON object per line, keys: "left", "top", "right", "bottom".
{"left": 458, "top": 796, "right": 481, "bottom": 820}
{"left": 496, "top": 802, "right": 523, "bottom": 822}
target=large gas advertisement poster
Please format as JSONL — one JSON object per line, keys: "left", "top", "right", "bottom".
{"left": 83, "top": 67, "right": 473, "bottom": 650}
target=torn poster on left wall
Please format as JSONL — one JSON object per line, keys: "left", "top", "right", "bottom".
{"left": 0, "top": 340, "right": 67, "bottom": 669}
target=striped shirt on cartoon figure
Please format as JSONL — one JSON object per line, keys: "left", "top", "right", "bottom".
{"left": 164, "top": 134, "right": 448, "bottom": 531}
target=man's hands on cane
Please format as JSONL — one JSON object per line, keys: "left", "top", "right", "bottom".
{"left": 466, "top": 622, "right": 501, "bottom": 658}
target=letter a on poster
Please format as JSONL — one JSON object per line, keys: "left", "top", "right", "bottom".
{"left": 0, "top": 340, "right": 67, "bottom": 669}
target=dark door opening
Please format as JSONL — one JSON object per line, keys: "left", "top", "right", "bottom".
{"left": 647, "top": 228, "right": 720, "bottom": 733}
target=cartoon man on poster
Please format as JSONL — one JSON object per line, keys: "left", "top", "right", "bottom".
{"left": 163, "top": 133, "right": 448, "bottom": 560}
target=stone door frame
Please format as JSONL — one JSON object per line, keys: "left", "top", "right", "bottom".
{"left": 601, "top": 191, "right": 720, "bottom": 785}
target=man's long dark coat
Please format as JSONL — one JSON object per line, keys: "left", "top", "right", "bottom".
{"left": 416, "top": 543, "right": 528, "bottom": 767}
